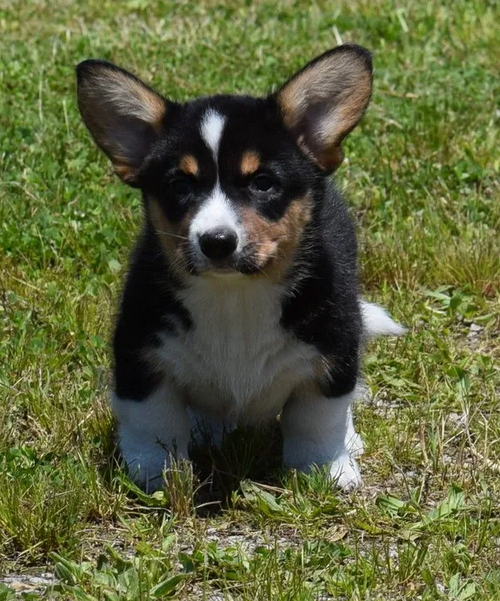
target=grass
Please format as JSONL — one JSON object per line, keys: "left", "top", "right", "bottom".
{"left": 1, "top": 0, "right": 499, "bottom": 598}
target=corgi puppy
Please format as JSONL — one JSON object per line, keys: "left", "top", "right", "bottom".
{"left": 76, "top": 44, "right": 403, "bottom": 491}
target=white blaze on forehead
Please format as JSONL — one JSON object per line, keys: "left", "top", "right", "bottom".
{"left": 194, "top": 110, "right": 245, "bottom": 252}
{"left": 189, "top": 184, "right": 244, "bottom": 248}
{"left": 200, "top": 109, "right": 226, "bottom": 161}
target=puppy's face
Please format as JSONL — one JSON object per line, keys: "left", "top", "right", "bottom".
{"left": 77, "top": 46, "right": 372, "bottom": 280}
{"left": 141, "top": 99, "right": 317, "bottom": 278}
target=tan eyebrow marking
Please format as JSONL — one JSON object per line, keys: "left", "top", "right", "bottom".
{"left": 179, "top": 154, "right": 199, "bottom": 176}
{"left": 240, "top": 151, "right": 261, "bottom": 175}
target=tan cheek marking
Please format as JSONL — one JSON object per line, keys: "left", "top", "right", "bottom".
{"left": 148, "top": 197, "right": 192, "bottom": 276}
{"left": 179, "top": 154, "right": 199, "bottom": 176}
{"left": 240, "top": 195, "right": 312, "bottom": 281}
{"left": 240, "top": 151, "right": 260, "bottom": 175}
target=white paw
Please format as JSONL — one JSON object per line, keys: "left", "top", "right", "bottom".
{"left": 122, "top": 448, "right": 171, "bottom": 493}
{"left": 345, "top": 431, "right": 364, "bottom": 458}
{"left": 329, "top": 454, "right": 362, "bottom": 490}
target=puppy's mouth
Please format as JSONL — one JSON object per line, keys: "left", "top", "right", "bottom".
{"left": 204, "top": 267, "right": 245, "bottom": 278}
{"left": 190, "top": 260, "right": 262, "bottom": 277}
{"left": 184, "top": 246, "right": 271, "bottom": 277}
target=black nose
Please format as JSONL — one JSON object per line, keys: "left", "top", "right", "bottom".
{"left": 198, "top": 228, "right": 238, "bottom": 261}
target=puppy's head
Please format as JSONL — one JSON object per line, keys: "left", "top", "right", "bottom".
{"left": 76, "top": 45, "right": 372, "bottom": 280}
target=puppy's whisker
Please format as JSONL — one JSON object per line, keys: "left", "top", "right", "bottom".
{"left": 156, "top": 229, "right": 189, "bottom": 241}
{"left": 168, "top": 254, "right": 186, "bottom": 276}
{"left": 243, "top": 256, "right": 267, "bottom": 276}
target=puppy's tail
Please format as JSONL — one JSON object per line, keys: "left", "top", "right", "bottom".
{"left": 360, "top": 300, "right": 406, "bottom": 339}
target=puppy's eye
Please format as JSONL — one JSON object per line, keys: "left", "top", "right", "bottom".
{"left": 251, "top": 173, "right": 275, "bottom": 192}
{"left": 170, "top": 176, "right": 193, "bottom": 196}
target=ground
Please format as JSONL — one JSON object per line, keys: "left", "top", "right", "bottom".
{"left": 1, "top": 0, "right": 499, "bottom": 599}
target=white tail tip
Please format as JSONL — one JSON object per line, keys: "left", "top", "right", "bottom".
{"left": 360, "top": 300, "right": 406, "bottom": 339}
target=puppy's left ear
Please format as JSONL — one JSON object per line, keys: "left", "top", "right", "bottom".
{"left": 275, "top": 44, "right": 372, "bottom": 172}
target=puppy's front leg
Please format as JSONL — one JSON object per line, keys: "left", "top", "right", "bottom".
{"left": 281, "top": 384, "right": 362, "bottom": 490}
{"left": 345, "top": 404, "right": 364, "bottom": 458}
{"left": 112, "top": 380, "right": 190, "bottom": 492}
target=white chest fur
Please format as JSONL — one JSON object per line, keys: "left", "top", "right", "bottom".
{"left": 152, "top": 276, "right": 317, "bottom": 424}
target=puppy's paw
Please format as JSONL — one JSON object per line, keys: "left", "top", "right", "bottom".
{"left": 120, "top": 443, "right": 180, "bottom": 493}
{"left": 329, "top": 454, "right": 362, "bottom": 490}
{"left": 124, "top": 454, "right": 169, "bottom": 493}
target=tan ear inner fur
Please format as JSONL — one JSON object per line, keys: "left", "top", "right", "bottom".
{"left": 277, "top": 50, "right": 372, "bottom": 171}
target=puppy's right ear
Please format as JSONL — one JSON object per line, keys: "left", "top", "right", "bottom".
{"left": 76, "top": 60, "right": 172, "bottom": 185}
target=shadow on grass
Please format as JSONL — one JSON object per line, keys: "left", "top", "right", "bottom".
{"left": 101, "top": 419, "right": 285, "bottom": 518}
{"left": 190, "top": 422, "right": 284, "bottom": 516}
